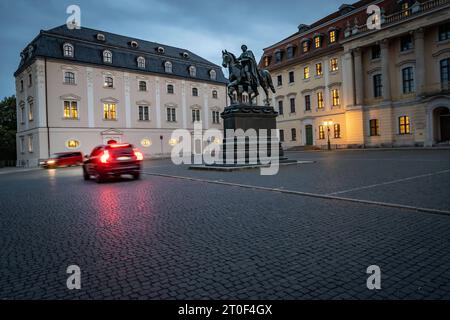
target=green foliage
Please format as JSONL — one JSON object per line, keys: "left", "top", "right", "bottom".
{"left": 0, "top": 96, "right": 17, "bottom": 160}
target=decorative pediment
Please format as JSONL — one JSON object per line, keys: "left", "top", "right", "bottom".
{"left": 136, "top": 100, "right": 151, "bottom": 106}
{"left": 366, "top": 67, "right": 381, "bottom": 75}
{"left": 101, "top": 97, "right": 119, "bottom": 103}
{"left": 190, "top": 104, "right": 202, "bottom": 110}
{"left": 60, "top": 94, "right": 81, "bottom": 101}
{"left": 101, "top": 128, "right": 123, "bottom": 136}
{"left": 27, "top": 96, "right": 34, "bottom": 102}
{"left": 164, "top": 103, "right": 178, "bottom": 108}
{"left": 210, "top": 106, "right": 220, "bottom": 112}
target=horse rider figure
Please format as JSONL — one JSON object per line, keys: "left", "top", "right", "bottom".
{"left": 237, "top": 45, "right": 260, "bottom": 89}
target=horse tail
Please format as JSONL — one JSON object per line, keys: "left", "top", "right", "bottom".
{"left": 265, "top": 71, "right": 276, "bottom": 93}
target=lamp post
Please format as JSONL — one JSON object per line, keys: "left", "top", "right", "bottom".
{"left": 323, "top": 120, "right": 333, "bottom": 151}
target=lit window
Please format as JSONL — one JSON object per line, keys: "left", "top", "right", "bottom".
{"left": 103, "top": 50, "right": 112, "bottom": 63}
{"left": 316, "top": 63, "right": 323, "bottom": 76}
{"left": 302, "top": 40, "right": 310, "bottom": 53}
{"left": 167, "top": 84, "right": 174, "bottom": 94}
{"left": 66, "top": 140, "right": 80, "bottom": 149}
{"left": 319, "top": 126, "right": 325, "bottom": 139}
{"left": 332, "top": 89, "right": 340, "bottom": 106}
{"left": 28, "top": 135, "right": 33, "bottom": 153}
{"left": 138, "top": 106, "right": 150, "bottom": 121}
{"left": 192, "top": 109, "right": 201, "bottom": 122}
{"left": 212, "top": 90, "right": 218, "bottom": 99}
{"left": 137, "top": 56, "right": 146, "bottom": 68}
{"left": 317, "top": 92, "right": 324, "bottom": 109}
{"left": 63, "top": 43, "right": 74, "bottom": 57}
{"left": 64, "top": 72, "right": 75, "bottom": 84}
{"left": 330, "top": 58, "right": 339, "bottom": 72}
{"left": 103, "top": 103, "right": 117, "bottom": 120}
{"left": 369, "top": 119, "right": 380, "bottom": 136}
{"left": 28, "top": 102, "right": 34, "bottom": 121}
{"left": 264, "top": 56, "right": 271, "bottom": 67}
{"left": 64, "top": 101, "right": 78, "bottom": 119}
{"left": 104, "top": 76, "right": 113, "bottom": 88}
{"left": 314, "top": 36, "right": 322, "bottom": 48}
{"left": 139, "top": 81, "right": 147, "bottom": 92}
{"left": 192, "top": 88, "right": 199, "bottom": 97}
{"left": 329, "top": 30, "right": 337, "bottom": 43}
{"left": 165, "top": 61, "right": 173, "bottom": 73}
{"left": 210, "top": 70, "right": 217, "bottom": 80}
{"left": 399, "top": 116, "right": 411, "bottom": 134}
{"left": 334, "top": 124, "right": 341, "bottom": 138}
{"left": 189, "top": 66, "right": 197, "bottom": 77}
{"left": 402, "top": 2, "right": 410, "bottom": 16}
{"left": 303, "top": 66, "right": 310, "bottom": 79}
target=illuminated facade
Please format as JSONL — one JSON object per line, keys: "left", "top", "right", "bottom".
{"left": 15, "top": 25, "right": 227, "bottom": 166}
{"left": 259, "top": 0, "right": 450, "bottom": 149}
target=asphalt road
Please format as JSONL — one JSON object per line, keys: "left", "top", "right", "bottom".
{"left": 1, "top": 149, "right": 450, "bottom": 299}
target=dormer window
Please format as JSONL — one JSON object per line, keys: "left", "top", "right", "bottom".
{"left": 209, "top": 70, "right": 217, "bottom": 80}
{"left": 130, "top": 41, "right": 139, "bottom": 48}
{"left": 182, "top": 52, "right": 190, "bottom": 59}
{"left": 189, "top": 66, "right": 197, "bottom": 77}
{"left": 97, "top": 33, "right": 106, "bottom": 41}
{"left": 329, "top": 29, "right": 338, "bottom": 43}
{"left": 164, "top": 61, "right": 173, "bottom": 73}
{"left": 314, "top": 35, "right": 323, "bottom": 49}
{"left": 103, "top": 50, "right": 112, "bottom": 63}
{"left": 63, "top": 43, "right": 74, "bottom": 57}
{"left": 27, "top": 45, "right": 34, "bottom": 58}
{"left": 339, "top": 4, "right": 355, "bottom": 15}
{"left": 137, "top": 56, "right": 146, "bottom": 69}
{"left": 263, "top": 56, "right": 271, "bottom": 67}
{"left": 301, "top": 39, "right": 311, "bottom": 53}
{"left": 157, "top": 47, "right": 165, "bottom": 54}
{"left": 274, "top": 50, "right": 282, "bottom": 63}
{"left": 286, "top": 46, "right": 295, "bottom": 59}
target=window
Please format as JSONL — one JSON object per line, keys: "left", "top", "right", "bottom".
{"left": 64, "top": 71, "right": 75, "bottom": 84}
{"left": 330, "top": 58, "right": 339, "bottom": 72}
{"left": 67, "top": 140, "right": 80, "bottom": 149}
{"left": 28, "top": 102, "right": 33, "bottom": 121}
{"left": 167, "top": 84, "right": 174, "bottom": 94}
{"left": 137, "top": 56, "right": 146, "bottom": 68}
{"left": 372, "top": 45, "right": 381, "bottom": 59}
{"left": 167, "top": 107, "right": 176, "bottom": 122}
{"left": 20, "top": 136, "right": 25, "bottom": 153}
{"left": 210, "top": 70, "right": 217, "bottom": 80}
{"left": 157, "top": 47, "right": 165, "bottom": 54}
{"left": 329, "top": 30, "right": 337, "bottom": 43}
{"left": 316, "top": 63, "right": 323, "bottom": 76}
{"left": 303, "top": 66, "right": 310, "bottom": 79}
{"left": 305, "top": 95, "right": 311, "bottom": 111}
{"left": 20, "top": 105, "right": 25, "bottom": 124}
{"left": 63, "top": 43, "right": 74, "bottom": 57}
{"left": 28, "top": 135, "right": 33, "bottom": 153}
{"left": 277, "top": 75, "right": 282, "bottom": 86}
{"left": 399, "top": 116, "right": 411, "bottom": 134}
{"left": 103, "top": 50, "right": 112, "bottom": 63}
{"left": 104, "top": 76, "right": 113, "bottom": 88}
{"left": 400, "top": 35, "right": 413, "bottom": 52}
{"left": 63, "top": 101, "right": 78, "bottom": 119}
{"left": 189, "top": 66, "right": 197, "bottom": 77}
{"left": 278, "top": 100, "right": 283, "bottom": 115}
{"left": 319, "top": 125, "right": 325, "bottom": 139}
{"left": 317, "top": 92, "right": 324, "bottom": 109}
{"left": 279, "top": 129, "right": 285, "bottom": 142}
{"left": 192, "top": 88, "right": 199, "bottom": 97}
{"left": 290, "top": 98, "right": 296, "bottom": 113}
{"left": 438, "top": 23, "right": 450, "bottom": 41}
{"left": 212, "top": 90, "right": 218, "bottom": 99}
{"left": 289, "top": 71, "right": 295, "bottom": 83}
{"left": 20, "top": 80, "right": 24, "bottom": 92}
{"left": 28, "top": 74, "right": 32, "bottom": 87}
{"left": 138, "top": 105, "right": 149, "bottom": 121}
{"left": 291, "top": 128, "right": 297, "bottom": 141}
{"left": 314, "top": 36, "right": 322, "bottom": 49}
{"left": 192, "top": 109, "right": 201, "bottom": 122}
{"left": 402, "top": 67, "right": 415, "bottom": 94}
{"left": 334, "top": 124, "right": 341, "bottom": 138}
{"left": 264, "top": 56, "right": 271, "bottom": 67}
{"left": 402, "top": 2, "right": 410, "bottom": 16}
{"left": 103, "top": 103, "right": 117, "bottom": 120}
{"left": 369, "top": 119, "right": 380, "bottom": 136}
{"left": 275, "top": 51, "right": 282, "bottom": 63}
{"left": 331, "top": 89, "right": 340, "bottom": 106}
{"left": 165, "top": 61, "right": 173, "bottom": 73}
{"left": 212, "top": 111, "right": 220, "bottom": 124}
{"left": 302, "top": 41, "right": 310, "bottom": 53}
{"left": 97, "top": 34, "right": 106, "bottom": 41}
{"left": 287, "top": 46, "right": 295, "bottom": 59}
{"left": 373, "top": 74, "right": 383, "bottom": 98}
{"left": 139, "top": 81, "right": 147, "bottom": 92}
{"left": 440, "top": 58, "right": 450, "bottom": 90}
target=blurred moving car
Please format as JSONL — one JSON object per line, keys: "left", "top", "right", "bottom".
{"left": 41, "top": 152, "right": 84, "bottom": 169}
{"left": 83, "top": 143, "right": 143, "bottom": 183}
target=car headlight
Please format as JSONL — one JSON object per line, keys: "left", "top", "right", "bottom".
{"left": 47, "top": 160, "right": 56, "bottom": 165}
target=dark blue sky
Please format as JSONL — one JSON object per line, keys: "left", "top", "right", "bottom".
{"left": 0, "top": 0, "right": 344, "bottom": 99}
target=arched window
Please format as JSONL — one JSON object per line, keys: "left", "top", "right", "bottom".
{"left": 212, "top": 90, "right": 218, "bottom": 99}
{"left": 104, "top": 76, "right": 113, "bottom": 88}
{"left": 139, "top": 81, "right": 147, "bottom": 92}
{"left": 167, "top": 84, "right": 174, "bottom": 94}
{"left": 103, "top": 50, "right": 112, "bottom": 63}
{"left": 165, "top": 61, "right": 173, "bottom": 73}
{"left": 137, "top": 56, "right": 146, "bottom": 69}
{"left": 64, "top": 71, "right": 75, "bottom": 85}
{"left": 189, "top": 66, "right": 196, "bottom": 77}
{"left": 209, "top": 69, "right": 217, "bottom": 80}
{"left": 63, "top": 43, "right": 74, "bottom": 57}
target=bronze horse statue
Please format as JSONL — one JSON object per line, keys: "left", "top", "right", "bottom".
{"left": 222, "top": 50, "right": 275, "bottom": 105}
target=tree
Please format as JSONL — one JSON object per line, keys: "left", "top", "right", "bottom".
{"left": 0, "top": 96, "right": 17, "bottom": 161}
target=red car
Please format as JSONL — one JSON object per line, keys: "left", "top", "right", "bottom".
{"left": 42, "top": 152, "right": 84, "bottom": 168}
{"left": 82, "top": 143, "right": 143, "bottom": 183}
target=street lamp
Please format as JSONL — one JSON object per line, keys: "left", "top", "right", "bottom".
{"left": 323, "top": 120, "right": 333, "bottom": 151}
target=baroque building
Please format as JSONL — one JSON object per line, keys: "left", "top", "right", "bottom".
{"left": 259, "top": 0, "right": 450, "bottom": 149}
{"left": 15, "top": 25, "right": 227, "bottom": 166}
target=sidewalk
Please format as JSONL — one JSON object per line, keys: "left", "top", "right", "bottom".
{"left": 0, "top": 166, "right": 41, "bottom": 175}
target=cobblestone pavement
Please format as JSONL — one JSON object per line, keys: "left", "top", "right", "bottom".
{"left": 0, "top": 150, "right": 450, "bottom": 299}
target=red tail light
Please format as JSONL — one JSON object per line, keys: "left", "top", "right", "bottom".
{"left": 134, "top": 149, "right": 144, "bottom": 161}
{"left": 100, "top": 150, "right": 110, "bottom": 163}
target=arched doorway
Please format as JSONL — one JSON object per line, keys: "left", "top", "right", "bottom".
{"left": 433, "top": 107, "right": 450, "bottom": 143}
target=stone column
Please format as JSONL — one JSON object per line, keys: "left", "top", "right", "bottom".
{"left": 380, "top": 39, "right": 391, "bottom": 101}
{"left": 342, "top": 50, "right": 355, "bottom": 108}
{"left": 353, "top": 47, "right": 364, "bottom": 106}
{"left": 414, "top": 28, "right": 425, "bottom": 95}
